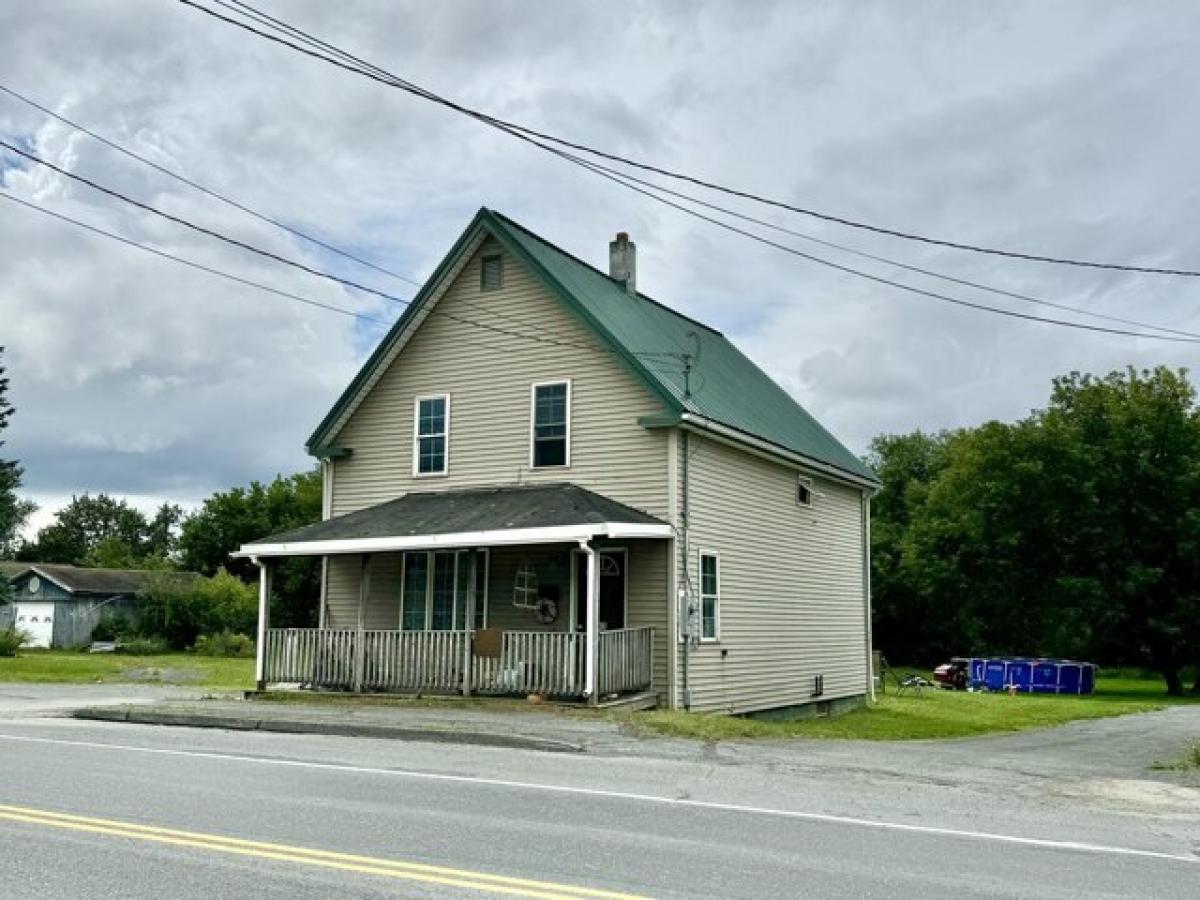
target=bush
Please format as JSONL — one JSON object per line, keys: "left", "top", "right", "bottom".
{"left": 90, "top": 610, "right": 133, "bottom": 643}
{"left": 136, "top": 569, "right": 257, "bottom": 650}
{"left": 115, "top": 636, "right": 169, "bottom": 656}
{"left": 0, "top": 627, "right": 25, "bottom": 657}
{"left": 192, "top": 631, "right": 255, "bottom": 658}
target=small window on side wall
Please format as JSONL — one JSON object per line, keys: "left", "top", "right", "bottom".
{"left": 699, "top": 552, "right": 719, "bottom": 641}
{"left": 481, "top": 254, "right": 503, "bottom": 292}
{"left": 531, "top": 381, "right": 570, "bottom": 468}
{"left": 797, "top": 475, "right": 813, "bottom": 508}
{"left": 414, "top": 394, "right": 449, "bottom": 476}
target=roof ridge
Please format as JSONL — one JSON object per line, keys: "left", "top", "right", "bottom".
{"left": 486, "top": 209, "right": 723, "bottom": 337}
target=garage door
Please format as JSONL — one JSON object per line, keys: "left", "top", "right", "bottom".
{"left": 13, "top": 602, "right": 55, "bottom": 649}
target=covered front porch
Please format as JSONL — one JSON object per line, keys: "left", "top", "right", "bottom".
{"left": 237, "top": 485, "right": 670, "bottom": 705}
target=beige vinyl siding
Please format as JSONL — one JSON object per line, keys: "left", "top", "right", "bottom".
{"left": 623, "top": 538, "right": 670, "bottom": 702}
{"left": 678, "top": 434, "right": 868, "bottom": 714}
{"left": 328, "top": 238, "right": 670, "bottom": 520}
{"left": 325, "top": 552, "right": 402, "bottom": 630}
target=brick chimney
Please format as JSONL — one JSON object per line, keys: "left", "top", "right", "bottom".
{"left": 609, "top": 231, "right": 636, "bottom": 295}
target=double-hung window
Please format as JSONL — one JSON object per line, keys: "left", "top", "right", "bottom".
{"left": 699, "top": 552, "right": 720, "bottom": 641}
{"left": 413, "top": 394, "right": 449, "bottom": 476}
{"left": 531, "top": 381, "right": 570, "bottom": 468}
{"left": 401, "top": 550, "right": 488, "bottom": 631}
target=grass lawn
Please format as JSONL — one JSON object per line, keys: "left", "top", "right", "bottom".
{"left": 0, "top": 649, "right": 253, "bottom": 691}
{"left": 632, "top": 668, "right": 1198, "bottom": 742}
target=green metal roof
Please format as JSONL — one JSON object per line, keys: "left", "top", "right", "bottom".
{"left": 309, "top": 208, "right": 877, "bottom": 485}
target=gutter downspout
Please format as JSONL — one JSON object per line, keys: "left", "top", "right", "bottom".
{"left": 680, "top": 430, "right": 692, "bottom": 711}
{"left": 862, "top": 492, "right": 876, "bottom": 703}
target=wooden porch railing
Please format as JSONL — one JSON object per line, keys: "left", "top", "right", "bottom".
{"left": 596, "top": 626, "right": 655, "bottom": 695}
{"left": 472, "top": 631, "right": 583, "bottom": 697}
{"left": 263, "top": 625, "right": 654, "bottom": 698}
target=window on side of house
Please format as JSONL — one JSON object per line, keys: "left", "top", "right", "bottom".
{"left": 414, "top": 394, "right": 449, "bottom": 476}
{"left": 531, "top": 381, "right": 570, "bottom": 468}
{"left": 401, "top": 550, "right": 489, "bottom": 631}
{"left": 797, "top": 475, "right": 813, "bottom": 507}
{"left": 480, "top": 254, "right": 503, "bottom": 292}
{"left": 699, "top": 552, "right": 719, "bottom": 641}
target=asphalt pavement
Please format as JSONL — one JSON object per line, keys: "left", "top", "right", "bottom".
{"left": 0, "top": 690, "right": 1196, "bottom": 899}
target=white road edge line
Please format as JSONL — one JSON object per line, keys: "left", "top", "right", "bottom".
{"left": 0, "top": 731, "right": 1194, "bottom": 866}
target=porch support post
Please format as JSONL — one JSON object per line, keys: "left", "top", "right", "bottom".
{"left": 253, "top": 557, "right": 272, "bottom": 691}
{"left": 353, "top": 554, "right": 371, "bottom": 693}
{"left": 582, "top": 540, "right": 599, "bottom": 704}
{"left": 462, "top": 550, "right": 477, "bottom": 698}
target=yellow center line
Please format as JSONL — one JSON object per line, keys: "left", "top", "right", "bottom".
{"left": 0, "top": 803, "right": 649, "bottom": 900}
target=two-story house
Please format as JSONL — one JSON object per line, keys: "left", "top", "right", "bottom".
{"left": 237, "top": 208, "right": 879, "bottom": 715}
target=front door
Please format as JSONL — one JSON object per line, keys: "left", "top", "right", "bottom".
{"left": 13, "top": 602, "right": 55, "bottom": 649}
{"left": 574, "top": 550, "right": 626, "bottom": 631}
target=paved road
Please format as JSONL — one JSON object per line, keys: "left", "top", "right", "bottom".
{"left": 0, "top": 710, "right": 1196, "bottom": 898}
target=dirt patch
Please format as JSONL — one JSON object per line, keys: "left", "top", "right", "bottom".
{"left": 120, "top": 666, "right": 203, "bottom": 685}
{"left": 1056, "top": 778, "right": 1200, "bottom": 814}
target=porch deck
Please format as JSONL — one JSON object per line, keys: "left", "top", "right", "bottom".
{"left": 264, "top": 625, "right": 654, "bottom": 700}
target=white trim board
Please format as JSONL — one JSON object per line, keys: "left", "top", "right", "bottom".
{"left": 234, "top": 522, "right": 673, "bottom": 559}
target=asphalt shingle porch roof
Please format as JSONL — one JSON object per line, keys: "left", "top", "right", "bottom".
{"left": 242, "top": 484, "right": 668, "bottom": 554}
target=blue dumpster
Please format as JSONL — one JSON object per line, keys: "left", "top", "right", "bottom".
{"left": 968, "top": 657, "right": 1097, "bottom": 694}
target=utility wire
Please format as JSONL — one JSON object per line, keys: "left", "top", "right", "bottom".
{"left": 0, "top": 85, "right": 628, "bottom": 349}
{"left": 222, "top": 0, "right": 1200, "bottom": 339}
{"left": 190, "top": 0, "right": 1200, "bottom": 279}
{"left": 0, "top": 191, "right": 384, "bottom": 323}
{"left": 0, "top": 140, "right": 672, "bottom": 357}
{"left": 0, "top": 83, "right": 420, "bottom": 288}
{"left": 162, "top": 13, "right": 1200, "bottom": 345}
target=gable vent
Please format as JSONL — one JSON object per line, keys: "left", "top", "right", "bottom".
{"left": 481, "top": 254, "right": 503, "bottom": 292}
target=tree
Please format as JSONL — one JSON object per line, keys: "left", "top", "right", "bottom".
{"left": 872, "top": 366, "right": 1200, "bottom": 695}
{"left": 0, "top": 347, "right": 36, "bottom": 565}
{"left": 19, "top": 493, "right": 155, "bottom": 565}
{"left": 177, "top": 469, "right": 322, "bottom": 627}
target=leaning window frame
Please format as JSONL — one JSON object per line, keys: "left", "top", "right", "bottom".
{"left": 412, "top": 393, "right": 450, "bottom": 477}
{"left": 529, "top": 379, "right": 572, "bottom": 469}
{"left": 796, "top": 474, "right": 814, "bottom": 508}
{"left": 697, "top": 550, "right": 721, "bottom": 643}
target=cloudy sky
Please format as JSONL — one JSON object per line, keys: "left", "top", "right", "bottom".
{"left": 3, "top": 1, "right": 1200, "bottom": 534}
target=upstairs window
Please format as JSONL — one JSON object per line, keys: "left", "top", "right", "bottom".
{"left": 531, "top": 381, "right": 570, "bottom": 468}
{"left": 699, "top": 552, "right": 720, "bottom": 641}
{"left": 414, "top": 394, "right": 449, "bottom": 476}
{"left": 480, "top": 254, "right": 503, "bottom": 292}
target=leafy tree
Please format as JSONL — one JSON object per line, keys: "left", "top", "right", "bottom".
{"left": 0, "top": 347, "right": 36, "bottom": 567}
{"left": 871, "top": 366, "right": 1200, "bottom": 694}
{"left": 177, "top": 469, "right": 322, "bottom": 627}
{"left": 17, "top": 493, "right": 167, "bottom": 566}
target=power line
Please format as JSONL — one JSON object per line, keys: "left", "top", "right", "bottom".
{"left": 189, "top": 0, "right": 1200, "bottom": 279}
{"left": 164, "top": 11, "right": 1200, "bottom": 345}
{"left": 0, "top": 191, "right": 385, "bottom": 324}
{"left": 0, "top": 83, "right": 420, "bottom": 288}
{"left": 0, "top": 141, "right": 668, "bottom": 357}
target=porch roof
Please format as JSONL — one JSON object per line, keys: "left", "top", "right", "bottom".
{"left": 234, "top": 483, "right": 672, "bottom": 558}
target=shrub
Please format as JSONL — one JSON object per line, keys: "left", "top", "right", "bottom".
{"left": 192, "top": 631, "right": 255, "bottom": 658}
{"left": 0, "top": 627, "right": 25, "bottom": 657}
{"left": 90, "top": 610, "right": 133, "bottom": 643}
{"left": 115, "top": 636, "right": 169, "bottom": 656}
{"left": 136, "top": 569, "right": 257, "bottom": 649}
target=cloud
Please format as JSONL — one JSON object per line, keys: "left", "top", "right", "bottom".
{"left": 3, "top": 0, "right": 1200, "bottom": 529}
